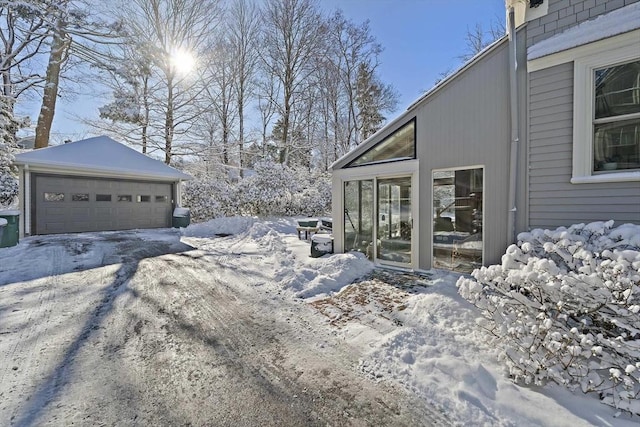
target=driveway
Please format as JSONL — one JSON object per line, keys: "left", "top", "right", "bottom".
{"left": 0, "top": 229, "right": 446, "bottom": 426}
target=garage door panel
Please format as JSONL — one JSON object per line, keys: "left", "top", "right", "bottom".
{"left": 34, "top": 175, "right": 173, "bottom": 235}
{"left": 94, "top": 208, "right": 114, "bottom": 219}
{"left": 70, "top": 207, "right": 91, "bottom": 219}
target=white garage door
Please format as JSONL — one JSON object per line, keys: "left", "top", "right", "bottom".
{"left": 33, "top": 174, "right": 174, "bottom": 235}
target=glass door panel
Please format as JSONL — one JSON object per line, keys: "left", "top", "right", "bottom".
{"left": 433, "top": 168, "right": 483, "bottom": 273}
{"left": 377, "top": 177, "right": 412, "bottom": 264}
{"left": 344, "top": 180, "right": 374, "bottom": 259}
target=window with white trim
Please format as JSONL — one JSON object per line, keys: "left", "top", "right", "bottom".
{"left": 572, "top": 34, "right": 640, "bottom": 183}
{"left": 593, "top": 60, "right": 640, "bottom": 173}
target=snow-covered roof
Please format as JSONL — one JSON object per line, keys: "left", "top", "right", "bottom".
{"left": 528, "top": 3, "right": 640, "bottom": 60}
{"left": 14, "top": 136, "right": 192, "bottom": 181}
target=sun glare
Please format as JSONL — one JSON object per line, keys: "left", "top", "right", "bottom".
{"left": 170, "top": 48, "right": 196, "bottom": 75}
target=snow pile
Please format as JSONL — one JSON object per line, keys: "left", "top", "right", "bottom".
{"left": 284, "top": 252, "right": 373, "bottom": 299}
{"left": 181, "top": 216, "right": 255, "bottom": 237}
{"left": 458, "top": 221, "right": 640, "bottom": 415}
{"left": 180, "top": 216, "right": 372, "bottom": 301}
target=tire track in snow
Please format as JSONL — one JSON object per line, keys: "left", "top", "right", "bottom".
{"left": 126, "top": 248, "right": 444, "bottom": 426}
{"left": 0, "top": 246, "right": 65, "bottom": 424}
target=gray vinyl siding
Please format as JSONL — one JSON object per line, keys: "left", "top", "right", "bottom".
{"left": 413, "top": 33, "right": 528, "bottom": 268}
{"left": 527, "top": 0, "right": 639, "bottom": 45}
{"left": 528, "top": 62, "right": 640, "bottom": 229}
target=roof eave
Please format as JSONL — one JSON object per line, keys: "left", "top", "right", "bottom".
{"left": 15, "top": 159, "right": 192, "bottom": 181}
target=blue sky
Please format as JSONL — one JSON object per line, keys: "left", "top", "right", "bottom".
{"left": 21, "top": 0, "right": 507, "bottom": 143}
{"left": 321, "top": 0, "right": 507, "bottom": 108}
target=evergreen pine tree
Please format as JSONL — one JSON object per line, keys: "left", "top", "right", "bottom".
{"left": 0, "top": 96, "right": 20, "bottom": 206}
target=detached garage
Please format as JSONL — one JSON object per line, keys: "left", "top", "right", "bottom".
{"left": 14, "top": 136, "right": 192, "bottom": 236}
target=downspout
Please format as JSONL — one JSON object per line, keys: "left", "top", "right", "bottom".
{"left": 506, "top": 6, "right": 520, "bottom": 244}
{"left": 23, "top": 164, "right": 30, "bottom": 237}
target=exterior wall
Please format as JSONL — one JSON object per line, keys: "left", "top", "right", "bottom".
{"left": 526, "top": 0, "right": 640, "bottom": 45}
{"left": 414, "top": 40, "right": 517, "bottom": 268}
{"left": 332, "top": 29, "right": 529, "bottom": 271}
{"left": 528, "top": 62, "right": 640, "bottom": 228}
{"left": 416, "top": 31, "right": 526, "bottom": 269}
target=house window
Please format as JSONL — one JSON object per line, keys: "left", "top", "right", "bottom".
{"left": 72, "top": 193, "right": 90, "bottom": 202}
{"left": 572, "top": 33, "right": 640, "bottom": 183}
{"left": 96, "top": 194, "right": 112, "bottom": 202}
{"left": 347, "top": 119, "right": 415, "bottom": 167}
{"left": 432, "top": 167, "right": 483, "bottom": 273}
{"left": 44, "top": 192, "right": 64, "bottom": 202}
{"left": 137, "top": 195, "right": 151, "bottom": 202}
{"left": 155, "top": 195, "right": 169, "bottom": 203}
{"left": 117, "top": 195, "right": 133, "bottom": 202}
{"left": 593, "top": 60, "right": 640, "bottom": 173}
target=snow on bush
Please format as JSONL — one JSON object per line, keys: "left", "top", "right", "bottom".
{"left": 182, "top": 160, "right": 331, "bottom": 221}
{"left": 0, "top": 96, "right": 21, "bottom": 207}
{"left": 182, "top": 179, "right": 235, "bottom": 222}
{"left": 235, "top": 160, "right": 301, "bottom": 216}
{"left": 457, "top": 221, "right": 640, "bottom": 414}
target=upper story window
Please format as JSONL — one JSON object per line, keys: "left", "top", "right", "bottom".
{"left": 347, "top": 119, "right": 415, "bottom": 167}
{"left": 569, "top": 30, "right": 640, "bottom": 184}
{"left": 593, "top": 60, "right": 640, "bottom": 173}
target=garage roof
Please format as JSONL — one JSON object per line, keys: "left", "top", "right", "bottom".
{"left": 14, "top": 136, "right": 192, "bottom": 181}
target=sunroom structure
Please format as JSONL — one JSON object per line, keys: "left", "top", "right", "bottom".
{"left": 330, "top": 25, "right": 528, "bottom": 273}
{"left": 331, "top": 0, "right": 640, "bottom": 274}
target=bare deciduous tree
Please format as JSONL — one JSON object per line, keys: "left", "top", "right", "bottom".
{"left": 227, "top": 0, "right": 260, "bottom": 176}
{"left": 460, "top": 18, "right": 506, "bottom": 61}
{"left": 259, "top": 0, "right": 324, "bottom": 166}
{"left": 35, "top": 0, "right": 120, "bottom": 149}
{"left": 116, "top": 0, "right": 220, "bottom": 164}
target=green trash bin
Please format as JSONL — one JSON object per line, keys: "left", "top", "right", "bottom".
{"left": 0, "top": 219, "right": 6, "bottom": 246}
{"left": 0, "top": 210, "right": 20, "bottom": 248}
{"left": 172, "top": 207, "right": 190, "bottom": 228}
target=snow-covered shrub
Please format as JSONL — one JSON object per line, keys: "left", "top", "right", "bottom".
{"left": 181, "top": 160, "right": 332, "bottom": 221}
{"left": 457, "top": 221, "right": 640, "bottom": 414}
{"left": 182, "top": 179, "right": 235, "bottom": 222}
{"left": 235, "top": 160, "right": 300, "bottom": 215}
{"left": 0, "top": 172, "right": 17, "bottom": 206}
{"left": 289, "top": 169, "right": 331, "bottom": 217}
{"left": 235, "top": 160, "right": 331, "bottom": 217}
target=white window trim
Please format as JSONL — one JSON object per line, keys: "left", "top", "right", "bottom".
{"left": 571, "top": 32, "right": 640, "bottom": 184}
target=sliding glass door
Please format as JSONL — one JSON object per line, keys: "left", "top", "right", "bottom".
{"left": 344, "top": 180, "right": 374, "bottom": 256}
{"left": 343, "top": 176, "right": 413, "bottom": 266}
{"left": 377, "top": 177, "right": 412, "bottom": 264}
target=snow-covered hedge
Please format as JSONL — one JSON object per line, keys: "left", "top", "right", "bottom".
{"left": 181, "top": 160, "right": 331, "bottom": 221}
{"left": 182, "top": 179, "right": 236, "bottom": 222}
{"left": 457, "top": 221, "right": 640, "bottom": 414}
{"left": 0, "top": 133, "right": 17, "bottom": 207}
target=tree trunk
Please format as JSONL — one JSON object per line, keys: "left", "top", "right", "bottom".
{"left": 164, "top": 77, "right": 174, "bottom": 164}
{"left": 35, "top": 24, "right": 70, "bottom": 149}
{"left": 238, "top": 89, "right": 244, "bottom": 177}
{"left": 142, "top": 74, "right": 150, "bottom": 154}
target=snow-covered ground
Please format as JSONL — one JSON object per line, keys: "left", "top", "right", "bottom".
{"left": 0, "top": 217, "right": 636, "bottom": 426}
